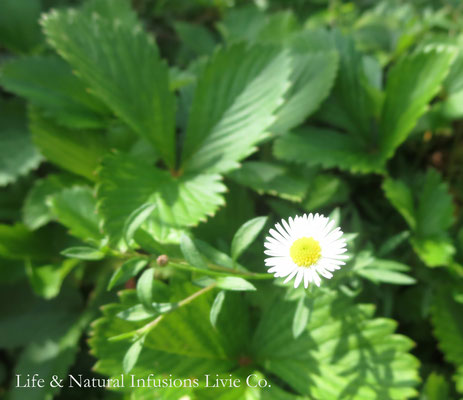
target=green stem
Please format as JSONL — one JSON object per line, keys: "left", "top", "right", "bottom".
{"left": 168, "top": 261, "right": 273, "bottom": 280}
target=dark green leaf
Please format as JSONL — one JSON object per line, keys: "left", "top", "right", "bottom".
{"left": 0, "top": 99, "right": 41, "bottom": 186}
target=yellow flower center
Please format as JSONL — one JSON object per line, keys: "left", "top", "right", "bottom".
{"left": 290, "top": 237, "right": 321, "bottom": 267}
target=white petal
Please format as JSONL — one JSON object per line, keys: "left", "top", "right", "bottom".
{"left": 294, "top": 269, "right": 304, "bottom": 288}
{"left": 303, "top": 268, "right": 312, "bottom": 288}
{"left": 283, "top": 268, "right": 299, "bottom": 284}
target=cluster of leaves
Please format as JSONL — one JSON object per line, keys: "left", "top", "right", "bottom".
{"left": 0, "top": 0, "right": 463, "bottom": 399}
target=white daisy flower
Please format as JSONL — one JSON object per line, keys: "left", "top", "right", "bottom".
{"left": 264, "top": 213, "right": 347, "bottom": 288}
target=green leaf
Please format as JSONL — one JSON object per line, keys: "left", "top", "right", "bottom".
{"left": 415, "top": 169, "right": 455, "bottom": 238}
{"left": 0, "top": 55, "right": 109, "bottom": 129}
{"left": 97, "top": 153, "right": 226, "bottom": 246}
{"left": 42, "top": 3, "right": 177, "bottom": 168}
{"left": 218, "top": 6, "right": 267, "bottom": 43}
{"left": 8, "top": 279, "right": 101, "bottom": 400}
{"left": 231, "top": 216, "right": 267, "bottom": 262}
{"left": 275, "top": 40, "right": 456, "bottom": 174}
{"left": 0, "top": 0, "right": 41, "bottom": 53}
{"left": 382, "top": 178, "right": 416, "bottom": 230}
{"left": 216, "top": 277, "right": 256, "bottom": 291}
{"left": 49, "top": 186, "right": 103, "bottom": 243}
{"left": 274, "top": 127, "right": 384, "bottom": 174}
{"left": 271, "top": 30, "right": 338, "bottom": 133}
{"left": 292, "top": 296, "right": 311, "bottom": 339}
{"left": 228, "top": 161, "right": 310, "bottom": 202}
{"left": 174, "top": 21, "right": 217, "bottom": 57}
{"left": 252, "top": 290, "right": 419, "bottom": 399}
{"left": 136, "top": 268, "right": 154, "bottom": 310}
{"left": 116, "top": 302, "right": 175, "bottom": 322}
{"left": 181, "top": 42, "right": 290, "bottom": 174}
{"left": 61, "top": 246, "right": 105, "bottom": 261}
{"left": 377, "top": 231, "right": 411, "bottom": 257}
{"left": 410, "top": 236, "right": 455, "bottom": 268}
{"left": 356, "top": 267, "right": 416, "bottom": 285}
{"left": 421, "top": 373, "right": 450, "bottom": 400}
{"left": 353, "top": 256, "right": 416, "bottom": 285}
{"left": 316, "top": 31, "right": 380, "bottom": 144}
{"left": 0, "top": 281, "right": 82, "bottom": 349}
{"left": 431, "top": 289, "right": 463, "bottom": 395}
{"left": 30, "top": 110, "right": 108, "bottom": 181}
{"left": 0, "top": 99, "right": 41, "bottom": 186}
{"left": 210, "top": 291, "right": 226, "bottom": 328}
{"left": 108, "top": 257, "right": 148, "bottom": 291}
{"left": 379, "top": 45, "right": 456, "bottom": 161}
{"left": 123, "top": 203, "right": 156, "bottom": 247}
{"left": 123, "top": 335, "right": 146, "bottom": 374}
{"left": 90, "top": 283, "right": 250, "bottom": 381}
{"left": 26, "top": 259, "right": 79, "bottom": 299}
{"left": 22, "top": 174, "right": 82, "bottom": 230}
{"left": 302, "top": 173, "right": 349, "bottom": 211}
{"left": 0, "top": 224, "right": 59, "bottom": 261}
{"left": 383, "top": 169, "right": 455, "bottom": 267}
{"left": 180, "top": 234, "right": 209, "bottom": 270}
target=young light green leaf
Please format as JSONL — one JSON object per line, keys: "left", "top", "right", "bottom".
{"left": 61, "top": 246, "right": 105, "bottom": 261}
{"left": 421, "top": 373, "right": 450, "bottom": 400}
{"left": 42, "top": 5, "right": 177, "bottom": 168}
{"left": 292, "top": 296, "right": 311, "bottom": 339}
{"left": 123, "top": 203, "right": 156, "bottom": 247}
{"left": 210, "top": 291, "right": 226, "bottom": 328}
{"left": 136, "top": 268, "right": 154, "bottom": 310}
{"left": 107, "top": 257, "right": 148, "bottom": 291}
{"left": 180, "top": 234, "right": 209, "bottom": 270}
{"left": 231, "top": 216, "right": 267, "bottom": 262}
{"left": 356, "top": 268, "right": 416, "bottom": 285}
{"left": 116, "top": 303, "right": 176, "bottom": 322}
{"left": 216, "top": 277, "right": 256, "bottom": 291}
{"left": 123, "top": 334, "right": 146, "bottom": 374}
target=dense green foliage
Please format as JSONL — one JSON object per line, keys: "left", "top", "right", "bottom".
{"left": 1, "top": 0, "right": 463, "bottom": 399}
